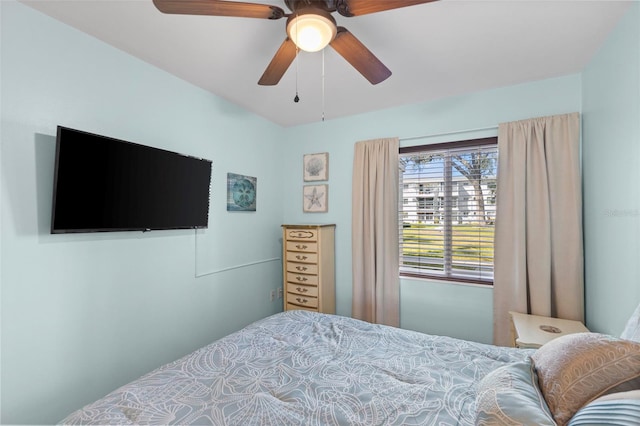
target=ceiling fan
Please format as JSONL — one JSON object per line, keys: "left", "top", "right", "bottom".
{"left": 152, "top": 0, "right": 437, "bottom": 86}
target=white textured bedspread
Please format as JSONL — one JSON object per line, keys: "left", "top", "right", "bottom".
{"left": 61, "top": 310, "right": 531, "bottom": 425}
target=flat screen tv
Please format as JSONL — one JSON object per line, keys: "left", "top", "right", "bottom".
{"left": 51, "top": 126, "right": 212, "bottom": 234}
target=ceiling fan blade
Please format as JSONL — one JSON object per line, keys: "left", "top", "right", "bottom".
{"left": 336, "top": 0, "right": 437, "bottom": 17}
{"left": 258, "top": 38, "right": 297, "bottom": 86}
{"left": 329, "top": 27, "right": 391, "bottom": 85}
{"left": 153, "top": 0, "right": 287, "bottom": 19}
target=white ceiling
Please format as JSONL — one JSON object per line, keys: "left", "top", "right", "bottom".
{"left": 21, "top": 0, "right": 632, "bottom": 127}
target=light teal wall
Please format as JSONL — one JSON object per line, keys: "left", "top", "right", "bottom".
{"left": 282, "top": 74, "right": 583, "bottom": 344}
{"left": 582, "top": 2, "right": 640, "bottom": 336}
{"left": 1, "top": 1, "right": 285, "bottom": 424}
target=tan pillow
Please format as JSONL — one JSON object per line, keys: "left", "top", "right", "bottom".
{"left": 531, "top": 332, "right": 640, "bottom": 426}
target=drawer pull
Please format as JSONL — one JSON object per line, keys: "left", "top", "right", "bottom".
{"left": 296, "top": 287, "right": 308, "bottom": 293}
{"left": 296, "top": 255, "right": 308, "bottom": 260}
{"left": 296, "top": 298, "right": 308, "bottom": 304}
{"left": 296, "top": 266, "right": 308, "bottom": 271}
{"left": 296, "top": 244, "right": 308, "bottom": 250}
{"left": 296, "top": 276, "right": 308, "bottom": 282}
{"left": 290, "top": 231, "right": 313, "bottom": 239}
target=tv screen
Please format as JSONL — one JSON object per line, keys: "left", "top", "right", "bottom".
{"left": 51, "top": 126, "right": 212, "bottom": 233}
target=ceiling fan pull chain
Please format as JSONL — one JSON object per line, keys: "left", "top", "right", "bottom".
{"left": 321, "top": 49, "right": 325, "bottom": 121}
{"left": 294, "top": 14, "right": 301, "bottom": 103}
{"left": 294, "top": 45, "right": 300, "bottom": 103}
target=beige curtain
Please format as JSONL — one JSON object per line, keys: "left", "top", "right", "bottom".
{"left": 352, "top": 137, "right": 400, "bottom": 327}
{"left": 493, "top": 112, "right": 583, "bottom": 346}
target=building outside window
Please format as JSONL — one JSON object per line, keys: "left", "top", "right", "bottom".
{"left": 399, "top": 137, "right": 498, "bottom": 284}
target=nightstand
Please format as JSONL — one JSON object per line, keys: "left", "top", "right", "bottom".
{"left": 509, "top": 311, "right": 589, "bottom": 349}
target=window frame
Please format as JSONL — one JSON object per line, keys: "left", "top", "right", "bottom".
{"left": 399, "top": 137, "right": 498, "bottom": 286}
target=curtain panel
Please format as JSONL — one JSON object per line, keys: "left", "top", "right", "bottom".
{"left": 493, "top": 112, "right": 583, "bottom": 346}
{"left": 352, "top": 137, "right": 400, "bottom": 327}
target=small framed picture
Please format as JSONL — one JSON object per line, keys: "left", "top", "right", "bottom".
{"left": 227, "top": 173, "right": 257, "bottom": 212}
{"left": 303, "top": 184, "right": 328, "bottom": 213}
{"left": 303, "top": 152, "right": 328, "bottom": 182}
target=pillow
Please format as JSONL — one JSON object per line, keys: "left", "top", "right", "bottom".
{"left": 567, "top": 392, "right": 640, "bottom": 426}
{"left": 532, "top": 332, "right": 640, "bottom": 426}
{"left": 621, "top": 303, "right": 640, "bottom": 342}
{"left": 596, "top": 390, "right": 640, "bottom": 402}
{"left": 475, "top": 360, "right": 556, "bottom": 426}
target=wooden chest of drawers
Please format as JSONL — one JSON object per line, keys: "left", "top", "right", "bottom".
{"left": 282, "top": 224, "right": 335, "bottom": 314}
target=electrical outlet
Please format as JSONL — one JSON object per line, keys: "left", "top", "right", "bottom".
{"left": 277, "top": 288, "right": 283, "bottom": 299}
{"left": 270, "top": 289, "right": 276, "bottom": 301}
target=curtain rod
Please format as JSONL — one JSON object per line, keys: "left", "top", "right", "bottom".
{"left": 400, "top": 125, "right": 498, "bottom": 142}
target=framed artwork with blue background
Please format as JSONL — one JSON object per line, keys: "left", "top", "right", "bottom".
{"left": 227, "top": 173, "right": 257, "bottom": 211}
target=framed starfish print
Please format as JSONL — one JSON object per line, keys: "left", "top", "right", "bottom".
{"left": 303, "top": 184, "right": 328, "bottom": 213}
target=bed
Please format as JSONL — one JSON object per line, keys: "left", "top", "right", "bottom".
{"left": 61, "top": 310, "right": 640, "bottom": 425}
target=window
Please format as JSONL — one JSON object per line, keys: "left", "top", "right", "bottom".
{"left": 399, "top": 137, "right": 498, "bottom": 284}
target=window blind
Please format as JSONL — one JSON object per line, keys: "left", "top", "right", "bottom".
{"left": 399, "top": 138, "right": 497, "bottom": 284}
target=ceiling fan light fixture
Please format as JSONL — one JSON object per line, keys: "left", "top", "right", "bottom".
{"left": 286, "top": 12, "right": 337, "bottom": 53}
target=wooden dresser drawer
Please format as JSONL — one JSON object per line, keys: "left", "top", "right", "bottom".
{"left": 288, "top": 293, "right": 318, "bottom": 308}
{"left": 285, "top": 229, "right": 318, "bottom": 242}
{"left": 287, "top": 283, "right": 319, "bottom": 297}
{"left": 286, "top": 302, "right": 317, "bottom": 312}
{"left": 285, "top": 241, "right": 318, "bottom": 253}
{"left": 286, "top": 262, "right": 318, "bottom": 275}
{"left": 286, "top": 251, "right": 318, "bottom": 263}
{"left": 286, "top": 272, "right": 319, "bottom": 285}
